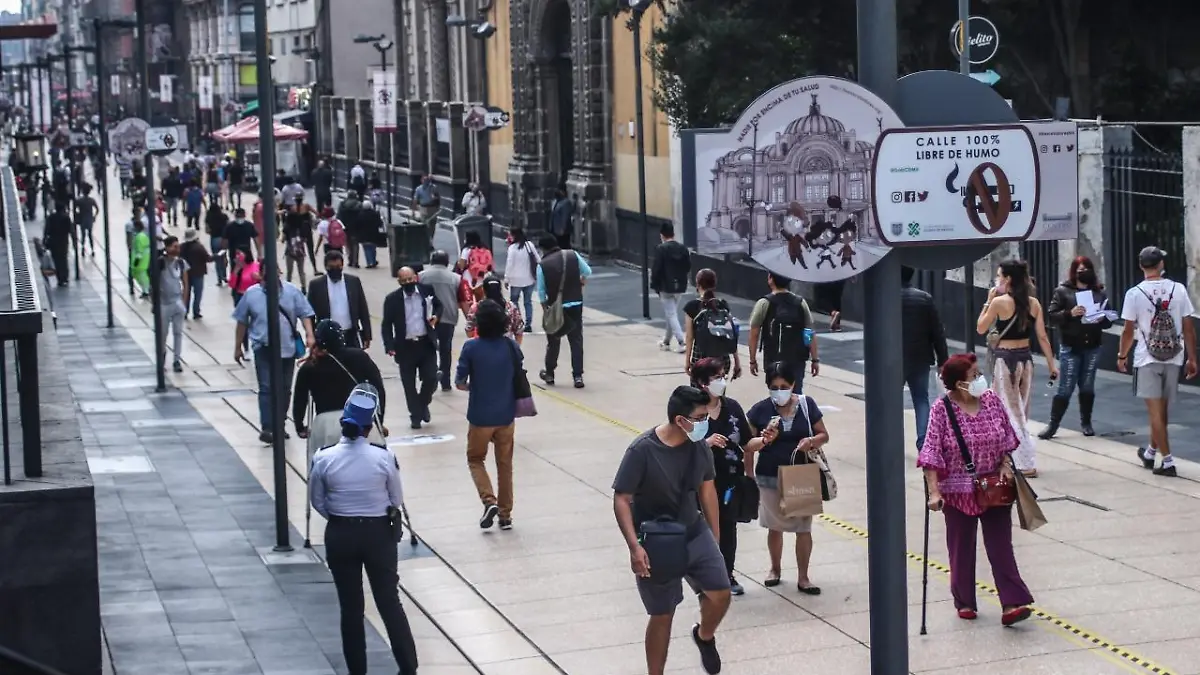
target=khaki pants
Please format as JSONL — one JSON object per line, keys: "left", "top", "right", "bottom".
{"left": 467, "top": 423, "right": 515, "bottom": 519}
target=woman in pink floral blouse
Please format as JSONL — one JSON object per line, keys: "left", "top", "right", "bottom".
{"left": 466, "top": 275, "right": 524, "bottom": 344}
{"left": 918, "top": 352, "right": 1034, "bottom": 626}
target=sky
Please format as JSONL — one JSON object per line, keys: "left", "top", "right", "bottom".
{"left": 0, "top": 0, "right": 21, "bottom": 14}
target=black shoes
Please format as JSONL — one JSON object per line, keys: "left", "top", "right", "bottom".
{"left": 480, "top": 504, "right": 499, "bottom": 529}
{"left": 1038, "top": 396, "right": 1068, "bottom": 440}
{"left": 410, "top": 420, "right": 422, "bottom": 430}
{"left": 1078, "top": 392, "right": 1096, "bottom": 436}
{"left": 574, "top": 377, "right": 585, "bottom": 389}
{"left": 499, "top": 519, "right": 513, "bottom": 531}
{"left": 1139, "top": 447, "right": 1179, "bottom": 476}
{"left": 1138, "top": 447, "right": 1155, "bottom": 469}
{"left": 691, "top": 624, "right": 721, "bottom": 674}
{"left": 539, "top": 370, "right": 554, "bottom": 386}
{"left": 422, "top": 406, "right": 431, "bottom": 423}
{"left": 1154, "top": 464, "right": 1178, "bottom": 477}
{"left": 172, "top": 361, "right": 183, "bottom": 373}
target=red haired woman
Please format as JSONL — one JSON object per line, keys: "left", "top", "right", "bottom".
{"left": 1040, "top": 256, "right": 1110, "bottom": 439}
{"left": 918, "top": 353, "right": 1034, "bottom": 626}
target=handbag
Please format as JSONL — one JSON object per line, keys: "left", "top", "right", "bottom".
{"left": 508, "top": 338, "right": 537, "bottom": 418}
{"left": 541, "top": 250, "right": 572, "bottom": 336}
{"left": 942, "top": 395, "right": 1016, "bottom": 509}
{"left": 729, "top": 474, "right": 760, "bottom": 523}
{"left": 794, "top": 394, "right": 837, "bottom": 501}
{"left": 985, "top": 313, "right": 1016, "bottom": 371}
{"left": 638, "top": 447, "right": 698, "bottom": 582}
{"left": 278, "top": 305, "right": 307, "bottom": 359}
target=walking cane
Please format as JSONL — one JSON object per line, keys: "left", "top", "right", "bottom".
{"left": 302, "top": 401, "right": 314, "bottom": 549}
{"left": 920, "top": 479, "right": 932, "bottom": 636}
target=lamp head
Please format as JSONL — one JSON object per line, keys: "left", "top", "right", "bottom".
{"left": 445, "top": 15, "right": 468, "bottom": 27}
{"left": 473, "top": 22, "right": 496, "bottom": 38}
{"left": 375, "top": 38, "right": 394, "bottom": 51}
{"left": 353, "top": 34, "right": 385, "bottom": 44}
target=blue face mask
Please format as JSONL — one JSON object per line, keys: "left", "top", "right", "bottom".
{"left": 685, "top": 418, "right": 709, "bottom": 442}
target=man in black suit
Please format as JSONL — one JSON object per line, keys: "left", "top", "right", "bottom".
{"left": 382, "top": 266, "right": 443, "bottom": 429}
{"left": 307, "top": 250, "right": 373, "bottom": 348}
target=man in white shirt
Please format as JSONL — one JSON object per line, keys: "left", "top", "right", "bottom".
{"left": 1118, "top": 246, "right": 1197, "bottom": 477}
{"left": 307, "top": 250, "right": 372, "bottom": 349}
{"left": 381, "top": 267, "right": 443, "bottom": 429}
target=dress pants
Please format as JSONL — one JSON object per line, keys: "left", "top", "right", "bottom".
{"left": 943, "top": 504, "right": 1034, "bottom": 612}
{"left": 466, "top": 423, "right": 516, "bottom": 519}
{"left": 434, "top": 322, "right": 455, "bottom": 389}
{"left": 396, "top": 338, "right": 437, "bottom": 423}
{"left": 325, "top": 517, "right": 419, "bottom": 675}
{"left": 544, "top": 305, "right": 584, "bottom": 378}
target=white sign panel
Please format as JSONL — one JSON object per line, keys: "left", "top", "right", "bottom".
{"left": 872, "top": 124, "right": 1040, "bottom": 246}
{"left": 435, "top": 118, "right": 450, "bottom": 143}
{"left": 688, "top": 76, "right": 905, "bottom": 283}
{"left": 159, "top": 75, "right": 173, "bottom": 104}
{"left": 109, "top": 117, "right": 151, "bottom": 164}
{"left": 1025, "top": 121, "right": 1079, "bottom": 241}
{"left": 110, "top": 74, "right": 120, "bottom": 97}
{"left": 371, "top": 69, "right": 397, "bottom": 132}
{"left": 197, "top": 75, "right": 213, "bottom": 111}
{"left": 145, "top": 125, "right": 190, "bottom": 153}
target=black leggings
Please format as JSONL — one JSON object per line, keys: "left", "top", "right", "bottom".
{"left": 718, "top": 504, "right": 737, "bottom": 580}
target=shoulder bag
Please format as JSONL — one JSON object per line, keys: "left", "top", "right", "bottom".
{"left": 985, "top": 312, "right": 1016, "bottom": 372}
{"left": 278, "top": 303, "right": 307, "bottom": 359}
{"left": 638, "top": 447, "right": 698, "bottom": 582}
{"left": 541, "top": 250, "right": 572, "bottom": 336}
{"left": 794, "top": 394, "right": 837, "bottom": 501}
{"left": 508, "top": 338, "right": 537, "bottom": 418}
{"left": 942, "top": 395, "right": 1016, "bottom": 509}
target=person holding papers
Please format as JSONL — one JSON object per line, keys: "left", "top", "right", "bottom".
{"left": 1040, "top": 256, "right": 1111, "bottom": 439}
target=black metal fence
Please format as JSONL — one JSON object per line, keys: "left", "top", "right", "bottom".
{"left": 1103, "top": 149, "right": 1184, "bottom": 311}
{"left": 1020, "top": 239, "right": 1059, "bottom": 313}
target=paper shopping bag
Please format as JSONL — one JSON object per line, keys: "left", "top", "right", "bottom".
{"left": 778, "top": 463, "right": 824, "bottom": 518}
{"left": 1014, "top": 471, "right": 1047, "bottom": 531}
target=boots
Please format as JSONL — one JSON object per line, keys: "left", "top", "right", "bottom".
{"left": 1038, "top": 396, "right": 1070, "bottom": 439}
{"left": 1079, "top": 392, "right": 1096, "bottom": 437}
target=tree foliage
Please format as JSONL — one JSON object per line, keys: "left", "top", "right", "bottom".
{"left": 605, "top": 0, "right": 1200, "bottom": 140}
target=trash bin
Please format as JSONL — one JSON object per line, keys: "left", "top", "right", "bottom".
{"left": 389, "top": 218, "right": 432, "bottom": 277}
{"left": 452, "top": 214, "right": 493, "bottom": 257}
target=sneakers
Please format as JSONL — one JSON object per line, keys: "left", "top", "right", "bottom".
{"left": 658, "top": 340, "right": 686, "bottom": 354}
{"left": 539, "top": 370, "right": 555, "bottom": 386}
{"left": 658, "top": 340, "right": 671, "bottom": 352}
{"left": 499, "top": 519, "right": 513, "bottom": 531}
{"left": 573, "top": 377, "right": 585, "bottom": 389}
{"left": 1138, "top": 447, "right": 1178, "bottom": 476}
{"left": 479, "top": 504, "right": 499, "bottom": 529}
{"left": 691, "top": 624, "right": 721, "bottom": 674}
{"left": 172, "top": 361, "right": 183, "bottom": 373}
{"left": 1154, "top": 464, "right": 1178, "bottom": 477}
{"left": 729, "top": 579, "right": 744, "bottom": 596}
{"left": 1138, "top": 446, "right": 1156, "bottom": 469}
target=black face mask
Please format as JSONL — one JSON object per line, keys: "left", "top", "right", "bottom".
{"left": 1077, "top": 270, "right": 1096, "bottom": 285}
{"left": 402, "top": 282, "right": 417, "bottom": 295}
{"left": 326, "top": 268, "right": 343, "bottom": 281}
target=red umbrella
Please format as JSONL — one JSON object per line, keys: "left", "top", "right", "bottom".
{"left": 212, "top": 117, "right": 254, "bottom": 142}
{"left": 220, "top": 118, "right": 309, "bottom": 143}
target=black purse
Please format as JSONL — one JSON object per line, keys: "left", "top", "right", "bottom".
{"left": 638, "top": 449, "right": 698, "bottom": 582}
{"left": 730, "top": 474, "right": 760, "bottom": 523}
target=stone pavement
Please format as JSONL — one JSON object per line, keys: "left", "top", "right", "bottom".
{"left": 75, "top": 163, "right": 1200, "bottom": 674}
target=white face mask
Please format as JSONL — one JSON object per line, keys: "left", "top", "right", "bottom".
{"left": 769, "top": 389, "right": 793, "bottom": 406}
{"left": 707, "top": 378, "right": 727, "bottom": 397}
{"left": 964, "top": 375, "right": 988, "bottom": 398}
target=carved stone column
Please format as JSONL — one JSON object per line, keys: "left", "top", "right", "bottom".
{"left": 564, "top": 1, "right": 614, "bottom": 255}
{"left": 425, "top": 0, "right": 450, "bottom": 102}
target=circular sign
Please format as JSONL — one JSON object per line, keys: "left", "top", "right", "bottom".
{"left": 108, "top": 117, "right": 149, "bottom": 165}
{"left": 949, "top": 17, "right": 1000, "bottom": 65}
{"left": 692, "top": 76, "right": 905, "bottom": 283}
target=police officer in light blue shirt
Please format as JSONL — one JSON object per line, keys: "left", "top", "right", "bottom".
{"left": 309, "top": 392, "right": 418, "bottom": 675}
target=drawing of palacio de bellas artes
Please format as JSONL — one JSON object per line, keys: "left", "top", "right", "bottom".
{"left": 701, "top": 95, "right": 883, "bottom": 256}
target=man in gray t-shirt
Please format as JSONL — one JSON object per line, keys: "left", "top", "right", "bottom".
{"left": 159, "top": 235, "right": 191, "bottom": 373}
{"left": 612, "top": 386, "right": 730, "bottom": 675}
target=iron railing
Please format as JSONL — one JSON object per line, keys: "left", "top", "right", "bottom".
{"left": 1103, "top": 149, "right": 1184, "bottom": 311}
{"left": 1020, "top": 239, "right": 1060, "bottom": 315}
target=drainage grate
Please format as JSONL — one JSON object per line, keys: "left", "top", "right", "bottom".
{"left": 1037, "top": 495, "right": 1109, "bottom": 511}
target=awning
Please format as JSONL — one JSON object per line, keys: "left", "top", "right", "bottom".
{"left": 239, "top": 100, "right": 259, "bottom": 118}
{"left": 274, "top": 108, "right": 307, "bottom": 122}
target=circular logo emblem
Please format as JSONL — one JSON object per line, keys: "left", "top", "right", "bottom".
{"left": 949, "top": 16, "right": 1000, "bottom": 65}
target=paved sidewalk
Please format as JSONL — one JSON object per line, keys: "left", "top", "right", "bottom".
{"left": 78, "top": 163, "right": 1200, "bottom": 674}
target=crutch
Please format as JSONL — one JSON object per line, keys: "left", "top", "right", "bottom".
{"left": 920, "top": 479, "right": 932, "bottom": 636}
{"left": 302, "top": 401, "right": 314, "bottom": 548}
{"left": 374, "top": 415, "right": 419, "bottom": 550}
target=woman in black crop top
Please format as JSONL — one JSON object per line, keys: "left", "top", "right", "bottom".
{"left": 976, "top": 259, "right": 1058, "bottom": 478}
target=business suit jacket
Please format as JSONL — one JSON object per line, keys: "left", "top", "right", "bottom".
{"left": 308, "top": 274, "right": 373, "bottom": 344}
{"left": 381, "top": 284, "right": 443, "bottom": 361}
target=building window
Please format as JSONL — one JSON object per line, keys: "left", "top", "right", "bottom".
{"left": 770, "top": 174, "right": 786, "bottom": 205}
{"left": 304, "top": 34, "right": 313, "bottom": 49}
{"left": 293, "top": 35, "right": 301, "bottom": 49}
{"left": 279, "top": 37, "right": 287, "bottom": 55}
{"left": 804, "top": 170, "right": 831, "bottom": 203}
{"left": 848, "top": 181, "right": 864, "bottom": 200}
{"left": 238, "top": 2, "right": 255, "bottom": 53}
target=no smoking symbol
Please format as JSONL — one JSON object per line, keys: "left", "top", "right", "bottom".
{"left": 964, "top": 162, "right": 1013, "bottom": 235}
{"left": 161, "top": 132, "right": 176, "bottom": 148}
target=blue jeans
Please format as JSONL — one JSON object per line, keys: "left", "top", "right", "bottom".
{"left": 211, "top": 236, "right": 227, "bottom": 282}
{"left": 510, "top": 285, "right": 534, "bottom": 328}
{"left": 190, "top": 275, "right": 204, "bottom": 316}
{"left": 253, "top": 347, "right": 296, "bottom": 432}
{"left": 1057, "top": 345, "right": 1100, "bottom": 396}
{"left": 906, "top": 364, "right": 932, "bottom": 449}
{"left": 363, "top": 243, "right": 378, "bottom": 267}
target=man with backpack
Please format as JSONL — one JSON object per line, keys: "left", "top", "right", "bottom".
{"left": 1118, "top": 246, "right": 1197, "bottom": 477}
{"left": 748, "top": 271, "right": 820, "bottom": 393}
{"left": 650, "top": 223, "right": 691, "bottom": 353}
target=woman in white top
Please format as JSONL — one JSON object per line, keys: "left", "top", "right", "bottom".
{"left": 504, "top": 227, "right": 540, "bottom": 332}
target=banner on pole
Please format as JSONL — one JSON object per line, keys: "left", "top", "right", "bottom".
{"left": 371, "top": 69, "right": 397, "bottom": 133}
{"left": 159, "top": 75, "right": 173, "bottom": 104}
{"left": 110, "top": 73, "right": 120, "bottom": 96}
{"left": 198, "top": 75, "right": 213, "bottom": 111}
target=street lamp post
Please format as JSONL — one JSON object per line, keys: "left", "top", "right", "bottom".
{"left": 134, "top": 0, "right": 167, "bottom": 393}
{"left": 628, "top": 0, "right": 652, "bottom": 320}
{"left": 354, "top": 34, "right": 395, "bottom": 226}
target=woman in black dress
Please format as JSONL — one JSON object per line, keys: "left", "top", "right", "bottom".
{"left": 690, "top": 357, "right": 753, "bottom": 596}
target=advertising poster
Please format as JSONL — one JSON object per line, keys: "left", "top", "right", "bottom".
{"left": 690, "top": 76, "right": 905, "bottom": 283}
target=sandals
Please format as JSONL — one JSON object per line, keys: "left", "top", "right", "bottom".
{"left": 764, "top": 572, "right": 821, "bottom": 595}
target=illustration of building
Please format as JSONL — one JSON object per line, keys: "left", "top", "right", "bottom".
{"left": 701, "top": 94, "right": 881, "bottom": 254}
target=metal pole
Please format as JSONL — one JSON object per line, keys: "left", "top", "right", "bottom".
{"left": 96, "top": 26, "right": 113, "bottom": 329}
{"left": 67, "top": 52, "right": 80, "bottom": 281}
{"left": 958, "top": 0, "right": 976, "bottom": 353}
{"left": 136, "top": 0, "right": 166, "bottom": 393}
{"left": 633, "top": 11, "right": 650, "bottom": 320}
{"left": 255, "top": 0, "right": 291, "bottom": 553}
{"left": 383, "top": 48, "right": 392, "bottom": 226}
{"left": 856, "top": 0, "right": 908, "bottom": 672}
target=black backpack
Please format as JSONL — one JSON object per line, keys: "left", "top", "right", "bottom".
{"left": 693, "top": 300, "right": 738, "bottom": 357}
{"left": 762, "top": 293, "right": 810, "bottom": 364}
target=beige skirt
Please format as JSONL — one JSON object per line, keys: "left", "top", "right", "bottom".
{"left": 758, "top": 485, "right": 813, "bottom": 533}
{"left": 307, "top": 411, "right": 386, "bottom": 458}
